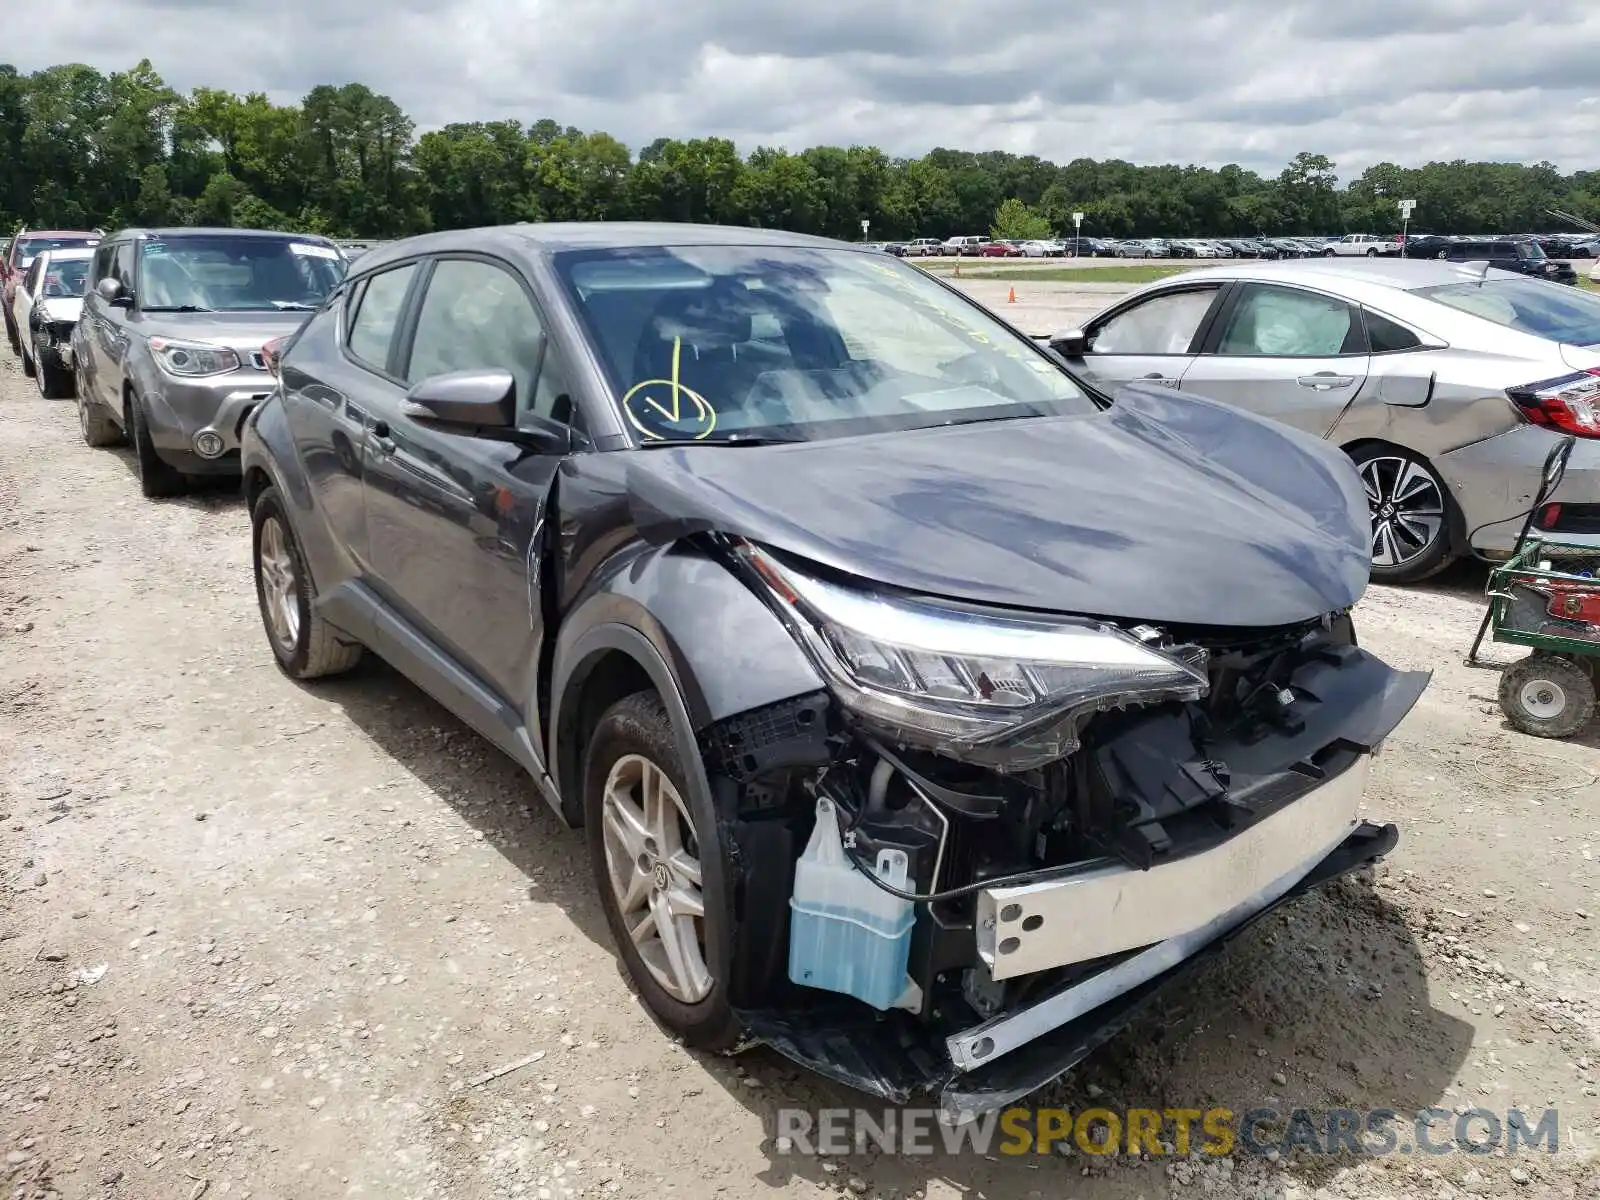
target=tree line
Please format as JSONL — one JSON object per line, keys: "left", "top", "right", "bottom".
{"left": 3, "top": 59, "right": 1598, "bottom": 244}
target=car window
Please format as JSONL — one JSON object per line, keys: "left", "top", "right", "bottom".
{"left": 347, "top": 263, "right": 418, "bottom": 372}
{"left": 1418, "top": 277, "right": 1600, "bottom": 347}
{"left": 23, "top": 259, "right": 42, "bottom": 295}
{"left": 104, "top": 242, "right": 134, "bottom": 290}
{"left": 1091, "top": 289, "right": 1217, "bottom": 355}
{"left": 1214, "top": 285, "right": 1358, "bottom": 357}
{"left": 554, "top": 244, "right": 1092, "bottom": 443}
{"left": 89, "top": 244, "right": 114, "bottom": 288}
{"left": 405, "top": 259, "right": 560, "bottom": 419}
{"left": 1363, "top": 310, "right": 1423, "bottom": 354}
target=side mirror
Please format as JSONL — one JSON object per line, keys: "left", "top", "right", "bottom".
{"left": 96, "top": 277, "right": 131, "bottom": 307}
{"left": 402, "top": 369, "right": 574, "bottom": 454}
{"left": 1049, "top": 327, "right": 1090, "bottom": 357}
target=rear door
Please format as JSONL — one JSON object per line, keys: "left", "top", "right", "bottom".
{"left": 283, "top": 258, "right": 424, "bottom": 568}
{"left": 1174, "top": 281, "right": 1370, "bottom": 437}
{"left": 1065, "top": 283, "right": 1226, "bottom": 393}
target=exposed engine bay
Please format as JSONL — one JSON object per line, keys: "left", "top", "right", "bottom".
{"left": 697, "top": 580, "right": 1427, "bottom": 1117}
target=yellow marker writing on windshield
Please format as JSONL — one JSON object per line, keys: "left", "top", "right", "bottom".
{"left": 620, "top": 337, "right": 718, "bottom": 440}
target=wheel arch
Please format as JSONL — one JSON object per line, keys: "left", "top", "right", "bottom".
{"left": 550, "top": 628, "right": 706, "bottom": 830}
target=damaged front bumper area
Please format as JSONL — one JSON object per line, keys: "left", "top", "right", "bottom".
{"left": 704, "top": 544, "right": 1429, "bottom": 1116}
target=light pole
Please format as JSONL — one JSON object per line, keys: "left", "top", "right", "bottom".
{"left": 1398, "top": 199, "right": 1415, "bottom": 257}
{"left": 860, "top": 218, "right": 870, "bottom": 243}
{"left": 1072, "top": 211, "right": 1084, "bottom": 257}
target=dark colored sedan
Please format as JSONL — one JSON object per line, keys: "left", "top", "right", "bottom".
{"left": 240, "top": 222, "right": 1426, "bottom": 1113}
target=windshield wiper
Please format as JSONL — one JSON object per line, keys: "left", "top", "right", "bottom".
{"left": 142, "top": 304, "right": 215, "bottom": 313}
{"left": 638, "top": 433, "right": 804, "bottom": 447}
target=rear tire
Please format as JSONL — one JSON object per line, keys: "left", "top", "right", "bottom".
{"left": 1349, "top": 443, "right": 1456, "bottom": 585}
{"left": 127, "top": 394, "right": 187, "bottom": 498}
{"left": 1499, "top": 654, "right": 1595, "bottom": 739}
{"left": 34, "top": 345, "right": 71, "bottom": 399}
{"left": 251, "top": 485, "right": 364, "bottom": 679}
{"left": 584, "top": 691, "right": 741, "bottom": 1051}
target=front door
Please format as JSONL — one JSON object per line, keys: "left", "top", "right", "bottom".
{"left": 1069, "top": 284, "right": 1224, "bottom": 393}
{"left": 1177, "top": 282, "right": 1370, "bottom": 438}
{"left": 361, "top": 255, "right": 577, "bottom": 721}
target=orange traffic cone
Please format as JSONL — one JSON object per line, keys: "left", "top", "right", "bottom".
{"left": 1007, "top": 287, "right": 1017, "bottom": 304}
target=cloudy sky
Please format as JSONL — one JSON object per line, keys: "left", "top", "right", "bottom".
{"left": 18, "top": 0, "right": 1600, "bottom": 174}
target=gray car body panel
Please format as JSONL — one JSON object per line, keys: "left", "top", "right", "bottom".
{"left": 1071, "top": 259, "right": 1600, "bottom": 557}
{"left": 76, "top": 227, "right": 341, "bottom": 469}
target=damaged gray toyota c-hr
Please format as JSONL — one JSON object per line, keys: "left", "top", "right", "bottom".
{"left": 238, "top": 222, "right": 1430, "bottom": 1119}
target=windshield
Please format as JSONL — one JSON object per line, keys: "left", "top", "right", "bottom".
{"left": 137, "top": 235, "right": 345, "bottom": 312}
{"left": 39, "top": 257, "right": 90, "bottom": 297}
{"left": 1418, "top": 277, "right": 1600, "bottom": 347}
{"left": 16, "top": 235, "right": 98, "bottom": 267}
{"left": 553, "top": 244, "right": 1094, "bottom": 443}
{"left": 1517, "top": 241, "right": 1546, "bottom": 261}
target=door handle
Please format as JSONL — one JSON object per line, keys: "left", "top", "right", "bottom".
{"left": 1298, "top": 373, "right": 1355, "bottom": 390}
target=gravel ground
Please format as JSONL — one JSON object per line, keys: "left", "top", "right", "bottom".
{"left": 4, "top": 313, "right": 1600, "bottom": 1200}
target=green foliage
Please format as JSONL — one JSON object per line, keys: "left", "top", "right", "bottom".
{"left": 2, "top": 58, "right": 1597, "bottom": 241}
{"left": 990, "top": 198, "right": 1052, "bottom": 241}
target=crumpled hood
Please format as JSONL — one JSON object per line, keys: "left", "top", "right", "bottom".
{"left": 38, "top": 297, "right": 82, "bottom": 325}
{"left": 624, "top": 383, "right": 1373, "bottom": 629}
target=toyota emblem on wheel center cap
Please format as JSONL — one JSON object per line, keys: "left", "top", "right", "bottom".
{"left": 652, "top": 862, "right": 671, "bottom": 891}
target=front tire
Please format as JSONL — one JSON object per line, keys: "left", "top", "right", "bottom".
{"left": 128, "top": 394, "right": 187, "bottom": 498}
{"left": 584, "top": 691, "right": 740, "bottom": 1051}
{"left": 1499, "top": 654, "right": 1595, "bottom": 738}
{"left": 251, "top": 485, "right": 364, "bottom": 679}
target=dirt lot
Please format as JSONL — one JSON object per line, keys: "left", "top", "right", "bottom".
{"left": 3, "top": 300, "right": 1600, "bottom": 1200}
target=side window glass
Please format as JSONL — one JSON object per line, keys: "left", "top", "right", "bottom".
{"left": 89, "top": 245, "right": 113, "bottom": 289}
{"left": 1091, "top": 289, "right": 1217, "bottom": 355}
{"left": 1364, "top": 311, "right": 1422, "bottom": 354}
{"left": 24, "top": 259, "right": 41, "bottom": 294}
{"left": 405, "top": 259, "right": 561, "bottom": 420}
{"left": 1215, "top": 285, "right": 1357, "bottom": 357}
{"left": 112, "top": 243, "right": 136, "bottom": 289}
{"left": 347, "top": 263, "right": 418, "bottom": 373}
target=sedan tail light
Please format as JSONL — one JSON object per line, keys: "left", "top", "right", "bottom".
{"left": 1507, "top": 369, "right": 1600, "bottom": 437}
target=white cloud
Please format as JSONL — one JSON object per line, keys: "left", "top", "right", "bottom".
{"left": 16, "top": 0, "right": 1600, "bottom": 174}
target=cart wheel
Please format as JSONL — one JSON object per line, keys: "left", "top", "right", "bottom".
{"left": 1498, "top": 654, "right": 1596, "bottom": 738}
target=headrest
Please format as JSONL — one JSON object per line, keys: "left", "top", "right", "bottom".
{"left": 648, "top": 281, "right": 754, "bottom": 349}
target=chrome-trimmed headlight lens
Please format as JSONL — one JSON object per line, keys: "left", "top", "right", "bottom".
{"left": 736, "top": 543, "right": 1208, "bottom": 767}
{"left": 149, "top": 337, "right": 240, "bottom": 378}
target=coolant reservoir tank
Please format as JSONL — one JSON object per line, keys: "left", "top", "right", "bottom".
{"left": 787, "top": 795, "right": 915, "bottom": 1010}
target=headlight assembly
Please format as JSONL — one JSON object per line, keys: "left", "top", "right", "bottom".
{"left": 149, "top": 337, "right": 240, "bottom": 378}
{"left": 735, "top": 542, "right": 1208, "bottom": 768}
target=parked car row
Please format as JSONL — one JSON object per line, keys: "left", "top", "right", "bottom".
{"left": 4, "top": 217, "right": 1432, "bottom": 1117}
{"left": 1044, "top": 257, "right": 1600, "bottom": 584}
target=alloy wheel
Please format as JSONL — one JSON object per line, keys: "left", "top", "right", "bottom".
{"left": 1360, "top": 455, "right": 1446, "bottom": 568}
{"left": 257, "top": 516, "right": 302, "bottom": 652}
{"left": 600, "top": 753, "right": 710, "bottom": 1003}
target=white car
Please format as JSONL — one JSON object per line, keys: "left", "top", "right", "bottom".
{"left": 10, "top": 246, "right": 92, "bottom": 398}
{"left": 1018, "top": 239, "right": 1063, "bottom": 257}
{"left": 1589, "top": 257, "right": 1600, "bottom": 284}
{"left": 1325, "top": 234, "right": 1401, "bottom": 258}
{"left": 903, "top": 238, "right": 944, "bottom": 257}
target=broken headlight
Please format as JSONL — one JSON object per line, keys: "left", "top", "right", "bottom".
{"left": 738, "top": 544, "right": 1208, "bottom": 765}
